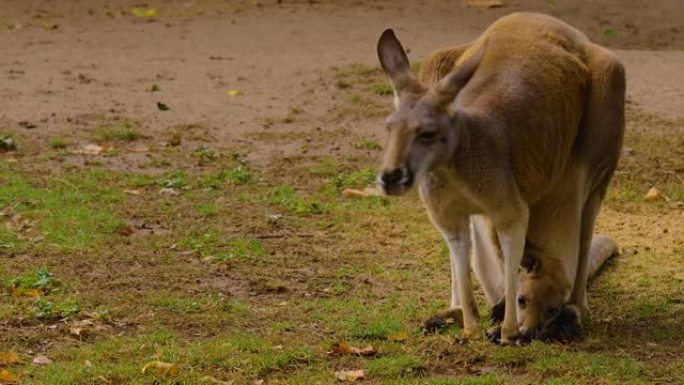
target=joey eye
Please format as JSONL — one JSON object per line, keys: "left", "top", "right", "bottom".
{"left": 416, "top": 131, "right": 438, "bottom": 142}
{"left": 545, "top": 307, "right": 560, "bottom": 317}
{"left": 517, "top": 295, "right": 527, "bottom": 307}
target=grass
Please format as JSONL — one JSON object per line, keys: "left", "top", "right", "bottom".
{"left": 49, "top": 137, "right": 69, "bottom": 149}
{"left": 0, "top": 65, "right": 682, "bottom": 385}
{"left": 92, "top": 121, "right": 142, "bottom": 142}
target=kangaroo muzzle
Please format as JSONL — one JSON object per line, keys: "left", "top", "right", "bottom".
{"left": 377, "top": 167, "right": 414, "bottom": 195}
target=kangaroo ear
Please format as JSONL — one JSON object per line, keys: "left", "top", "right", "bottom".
{"left": 377, "top": 29, "right": 415, "bottom": 92}
{"left": 434, "top": 43, "right": 486, "bottom": 106}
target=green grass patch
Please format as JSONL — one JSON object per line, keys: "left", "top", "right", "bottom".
{"left": 177, "top": 230, "right": 266, "bottom": 262}
{"left": 49, "top": 137, "right": 70, "bottom": 150}
{"left": 93, "top": 121, "right": 142, "bottom": 142}
{"left": 372, "top": 82, "right": 394, "bottom": 95}
{"left": 355, "top": 137, "right": 382, "bottom": 150}
{"left": 366, "top": 353, "right": 427, "bottom": 378}
{"left": 0, "top": 167, "right": 127, "bottom": 249}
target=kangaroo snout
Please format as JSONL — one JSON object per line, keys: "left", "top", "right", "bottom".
{"left": 377, "top": 167, "right": 413, "bottom": 195}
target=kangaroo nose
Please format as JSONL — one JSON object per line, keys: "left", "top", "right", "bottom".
{"left": 380, "top": 168, "right": 404, "bottom": 185}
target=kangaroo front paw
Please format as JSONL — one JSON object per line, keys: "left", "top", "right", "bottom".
{"left": 486, "top": 326, "right": 501, "bottom": 344}
{"left": 423, "top": 308, "right": 463, "bottom": 334}
{"left": 487, "top": 326, "right": 529, "bottom": 346}
{"left": 500, "top": 324, "right": 531, "bottom": 346}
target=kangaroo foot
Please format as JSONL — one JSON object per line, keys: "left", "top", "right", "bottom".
{"left": 423, "top": 308, "right": 463, "bottom": 334}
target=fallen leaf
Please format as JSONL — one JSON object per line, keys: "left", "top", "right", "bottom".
{"left": 644, "top": 187, "right": 661, "bottom": 201}
{"left": 9, "top": 287, "right": 44, "bottom": 299}
{"left": 128, "top": 145, "right": 149, "bottom": 153}
{"left": 159, "top": 187, "right": 180, "bottom": 196}
{"left": 123, "top": 189, "right": 142, "bottom": 195}
{"left": 342, "top": 187, "right": 380, "bottom": 198}
{"left": 388, "top": 332, "right": 409, "bottom": 342}
{"left": 32, "top": 355, "right": 53, "bottom": 365}
{"left": 131, "top": 7, "right": 158, "bottom": 18}
{"left": 201, "top": 376, "right": 234, "bottom": 385}
{"left": 0, "top": 351, "right": 22, "bottom": 365}
{"left": 157, "top": 102, "right": 170, "bottom": 111}
{"left": 227, "top": 89, "right": 243, "bottom": 97}
{"left": 466, "top": 0, "right": 504, "bottom": 9}
{"left": 42, "top": 21, "right": 59, "bottom": 30}
{"left": 24, "top": 288, "right": 45, "bottom": 298}
{"left": 330, "top": 341, "right": 376, "bottom": 357}
{"left": 82, "top": 144, "right": 103, "bottom": 155}
{"left": 116, "top": 225, "right": 135, "bottom": 236}
{"left": 0, "top": 369, "right": 17, "bottom": 383}
{"left": 141, "top": 361, "right": 179, "bottom": 376}
{"left": 69, "top": 327, "right": 84, "bottom": 337}
{"left": 334, "top": 369, "right": 364, "bottom": 382}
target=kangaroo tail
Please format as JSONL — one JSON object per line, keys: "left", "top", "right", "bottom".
{"left": 587, "top": 234, "right": 619, "bottom": 279}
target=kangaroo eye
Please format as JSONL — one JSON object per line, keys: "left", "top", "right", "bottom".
{"left": 416, "top": 131, "right": 438, "bottom": 142}
{"left": 517, "top": 295, "right": 527, "bottom": 307}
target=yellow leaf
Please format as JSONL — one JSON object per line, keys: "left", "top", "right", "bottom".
{"left": 329, "top": 341, "right": 376, "bottom": 357}
{"left": 141, "top": 361, "right": 179, "bottom": 376}
{"left": 0, "top": 369, "right": 17, "bottom": 383}
{"left": 23, "top": 288, "right": 44, "bottom": 298}
{"left": 388, "top": 332, "right": 409, "bottom": 342}
{"left": 131, "top": 7, "right": 158, "bottom": 18}
{"left": 42, "top": 21, "right": 59, "bottom": 30}
{"left": 644, "top": 186, "right": 661, "bottom": 201}
{"left": 0, "top": 351, "right": 22, "bottom": 365}
{"left": 227, "top": 89, "right": 243, "bottom": 97}
{"left": 342, "top": 187, "right": 380, "bottom": 198}
{"left": 82, "top": 144, "right": 103, "bottom": 155}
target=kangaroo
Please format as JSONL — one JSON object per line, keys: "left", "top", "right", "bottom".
{"left": 376, "top": 12, "right": 624, "bottom": 343}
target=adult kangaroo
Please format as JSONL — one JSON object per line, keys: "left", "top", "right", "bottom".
{"left": 375, "top": 12, "right": 625, "bottom": 343}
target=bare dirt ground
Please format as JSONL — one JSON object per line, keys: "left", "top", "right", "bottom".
{"left": 0, "top": 1, "right": 683, "bottom": 384}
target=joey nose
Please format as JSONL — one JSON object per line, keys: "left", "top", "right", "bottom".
{"left": 381, "top": 168, "right": 404, "bottom": 185}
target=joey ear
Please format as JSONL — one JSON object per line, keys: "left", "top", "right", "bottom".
{"left": 434, "top": 43, "right": 486, "bottom": 106}
{"left": 520, "top": 254, "right": 541, "bottom": 274}
{"left": 377, "top": 29, "right": 415, "bottom": 92}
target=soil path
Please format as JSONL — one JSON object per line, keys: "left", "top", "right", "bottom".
{"left": 1, "top": 0, "right": 682, "bottom": 155}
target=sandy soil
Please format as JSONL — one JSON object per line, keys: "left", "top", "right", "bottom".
{"left": 1, "top": 0, "right": 683, "bottom": 161}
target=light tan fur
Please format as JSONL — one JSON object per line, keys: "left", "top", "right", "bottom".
{"left": 375, "top": 12, "right": 624, "bottom": 343}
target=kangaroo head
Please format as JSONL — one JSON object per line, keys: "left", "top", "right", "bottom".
{"left": 375, "top": 29, "right": 484, "bottom": 195}
{"left": 516, "top": 250, "right": 572, "bottom": 339}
